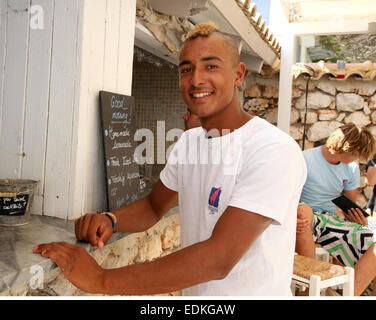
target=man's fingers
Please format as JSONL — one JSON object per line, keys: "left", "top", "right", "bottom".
{"left": 97, "top": 226, "right": 113, "bottom": 248}
{"left": 33, "top": 242, "right": 73, "bottom": 255}
{"left": 74, "top": 213, "right": 113, "bottom": 247}
{"left": 33, "top": 242, "right": 75, "bottom": 273}
{"left": 81, "top": 214, "right": 94, "bottom": 242}
{"left": 75, "top": 217, "right": 84, "bottom": 240}
{"left": 354, "top": 208, "right": 367, "bottom": 225}
{"left": 74, "top": 218, "right": 81, "bottom": 240}
{"left": 87, "top": 215, "right": 103, "bottom": 247}
{"left": 75, "top": 214, "right": 97, "bottom": 243}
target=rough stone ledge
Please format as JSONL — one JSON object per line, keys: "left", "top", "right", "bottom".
{"left": 0, "top": 206, "right": 179, "bottom": 296}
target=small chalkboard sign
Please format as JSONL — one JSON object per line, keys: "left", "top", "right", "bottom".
{"left": 99, "top": 91, "right": 140, "bottom": 212}
{"left": 0, "top": 194, "right": 29, "bottom": 216}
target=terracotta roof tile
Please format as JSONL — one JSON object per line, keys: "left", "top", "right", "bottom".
{"left": 293, "top": 60, "right": 376, "bottom": 81}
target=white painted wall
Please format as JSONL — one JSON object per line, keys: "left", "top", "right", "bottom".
{"left": 68, "top": 0, "right": 136, "bottom": 220}
{"left": 0, "top": 0, "right": 136, "bottom": 220}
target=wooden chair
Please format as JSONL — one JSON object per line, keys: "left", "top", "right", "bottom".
{"left": 291, "top": 254, "right": 355, "bottom": 296}
{"left": 314, "top": 245, "right": 330, "bottom": 263}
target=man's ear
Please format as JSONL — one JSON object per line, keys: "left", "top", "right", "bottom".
{"left": 234, "top": 62, "right": 246, "bottom": 87}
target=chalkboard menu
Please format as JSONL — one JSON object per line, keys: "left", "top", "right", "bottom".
{"left": 0, "top": 194, "right": 29, "bottom": 216}
{"left": 99, "top": 91, "right": 140, "bottom": 212}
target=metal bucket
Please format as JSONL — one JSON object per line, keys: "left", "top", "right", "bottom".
{"left": 0, "top": 179, "right": 39, "bottom": 227}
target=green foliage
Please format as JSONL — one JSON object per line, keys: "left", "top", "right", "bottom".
{"left": 316, "top": 35, "right": 345, "bottom": 62}
{"left": 314, "top": 34, "right": 376, "bottom": 63}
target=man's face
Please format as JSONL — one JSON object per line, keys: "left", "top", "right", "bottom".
{"left": 178, "top": 35, "right": 244, "bottom": 121}
{"left": 338, "top": 152, "right": 359, "bottom": 164}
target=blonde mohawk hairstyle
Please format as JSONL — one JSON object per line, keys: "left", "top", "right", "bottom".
{"left": 184, "top": 21, "right": 219, "bottom": 42}
{"left": 181, "top": 21, "right": 240, "bottom": 66}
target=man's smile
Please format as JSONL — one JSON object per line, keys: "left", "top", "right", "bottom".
{"left": 191, "top": 92, "right": 213, "bottom": 98}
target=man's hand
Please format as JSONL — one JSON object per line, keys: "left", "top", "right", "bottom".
{"left": 33, "top": 242, "right": 106, "bottom": 294}
{"left": 75, "top": 213, "right": 113, "bottom": 249}
{"left": 345, "top": 207, "right": 368, "bottom": 226}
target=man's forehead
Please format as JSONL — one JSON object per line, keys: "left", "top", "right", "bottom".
{"left": 178, "top": 34, "right": 237, "bottom": 66}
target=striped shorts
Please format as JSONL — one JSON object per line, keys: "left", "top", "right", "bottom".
{"left": 312, "top": 211, "right": 375, "bottom": 268}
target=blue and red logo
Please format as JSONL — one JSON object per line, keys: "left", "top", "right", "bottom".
{"left": 343, "top": 179, "right": 348, "bottom": 187}
{"left": 208, "top": 187, "right": 222, "bottom": 214}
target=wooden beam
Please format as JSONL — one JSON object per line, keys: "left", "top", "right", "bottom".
{"left": 210, "top": 0, "right": 280, "bottom": 69}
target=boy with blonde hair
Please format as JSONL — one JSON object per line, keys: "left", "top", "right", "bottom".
{"left": 296, "top": 123, "right": 376, "bottom": 295}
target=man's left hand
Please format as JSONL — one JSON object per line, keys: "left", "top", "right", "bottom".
{"left": 33, "top": 242, "right": 106, "bottom": 294}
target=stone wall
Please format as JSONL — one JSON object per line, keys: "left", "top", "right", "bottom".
{"left": 244, "top": 73, "right": 376, "bottom": 209}
{"left": 3, "top": 213, "right": 181, "bottom": 296}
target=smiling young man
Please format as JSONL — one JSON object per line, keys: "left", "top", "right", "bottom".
{"left": 34, "top": 22, "right": 307, "bottom": 296}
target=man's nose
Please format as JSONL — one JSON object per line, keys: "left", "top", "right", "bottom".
{"left": 190, "top": 68, "right": 205, "bottom": 87}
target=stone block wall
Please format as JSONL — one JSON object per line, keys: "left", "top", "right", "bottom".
{"left": 3, "top": 213, "right": 181, "bottom": 296}
{"left": 244, "top": 73, "right": 376, "bottom": 209}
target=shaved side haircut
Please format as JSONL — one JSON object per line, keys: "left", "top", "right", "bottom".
{"left": 181, "top": 21, "right": 240, "bottom": 67}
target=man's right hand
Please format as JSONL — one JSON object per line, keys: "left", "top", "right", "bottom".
{"left": 75, "top": 213, "right": 113, "bottom": 249}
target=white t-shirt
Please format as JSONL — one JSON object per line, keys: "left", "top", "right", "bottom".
{"left": 160, "top": 116, "right": 307, "bottom": 296}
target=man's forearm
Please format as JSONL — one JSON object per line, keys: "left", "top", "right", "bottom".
{"left": 112, "top": 197, "right": 162, "bottom": 233}
{"left": 99, "top": 239, "right": 224, "bottom": 295}
{"left": 111, "top": 180, "right": 178, "bottom": 233}
{"left": 98, "top": 207, "right": 272, "bottom": 296}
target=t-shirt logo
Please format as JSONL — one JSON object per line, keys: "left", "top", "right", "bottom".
{"left": 208, "top": 187, "right": 221, "bottom": 214}
{"left": 343, "top": 179, "right": 348, "bottom": 187}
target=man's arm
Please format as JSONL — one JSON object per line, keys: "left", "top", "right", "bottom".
{"left": 34, "top": 206, "right": 272, "bottom": 295}
{"left": 113, "top": 179, "right": 178, "bottom": 233}
{"left": 74, "top": 180, "right": 178, "bottom": 248}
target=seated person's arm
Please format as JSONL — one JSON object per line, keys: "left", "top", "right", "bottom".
{"left": 366, "top": 165, "right": 376, "bottom": 187}
{"left": 343, "top": 189, "right": 357, "bottom": 203}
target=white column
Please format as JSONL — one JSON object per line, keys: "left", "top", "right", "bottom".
{"left": 68, "top": 0, "right": 137, "bottom": 220}
{"left": 277, "top": 29, "right": 296, "bottom": 134}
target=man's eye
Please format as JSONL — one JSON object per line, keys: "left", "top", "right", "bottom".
{"left": 207, "top": 65, "right": 218, "bottom": 70}
{"left": 180, "top": 67, "right": 192, "bottom": 74}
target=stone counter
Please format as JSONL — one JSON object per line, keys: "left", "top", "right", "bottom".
{"left": 0, "top": 207, "right": 180, "bottom": 296}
